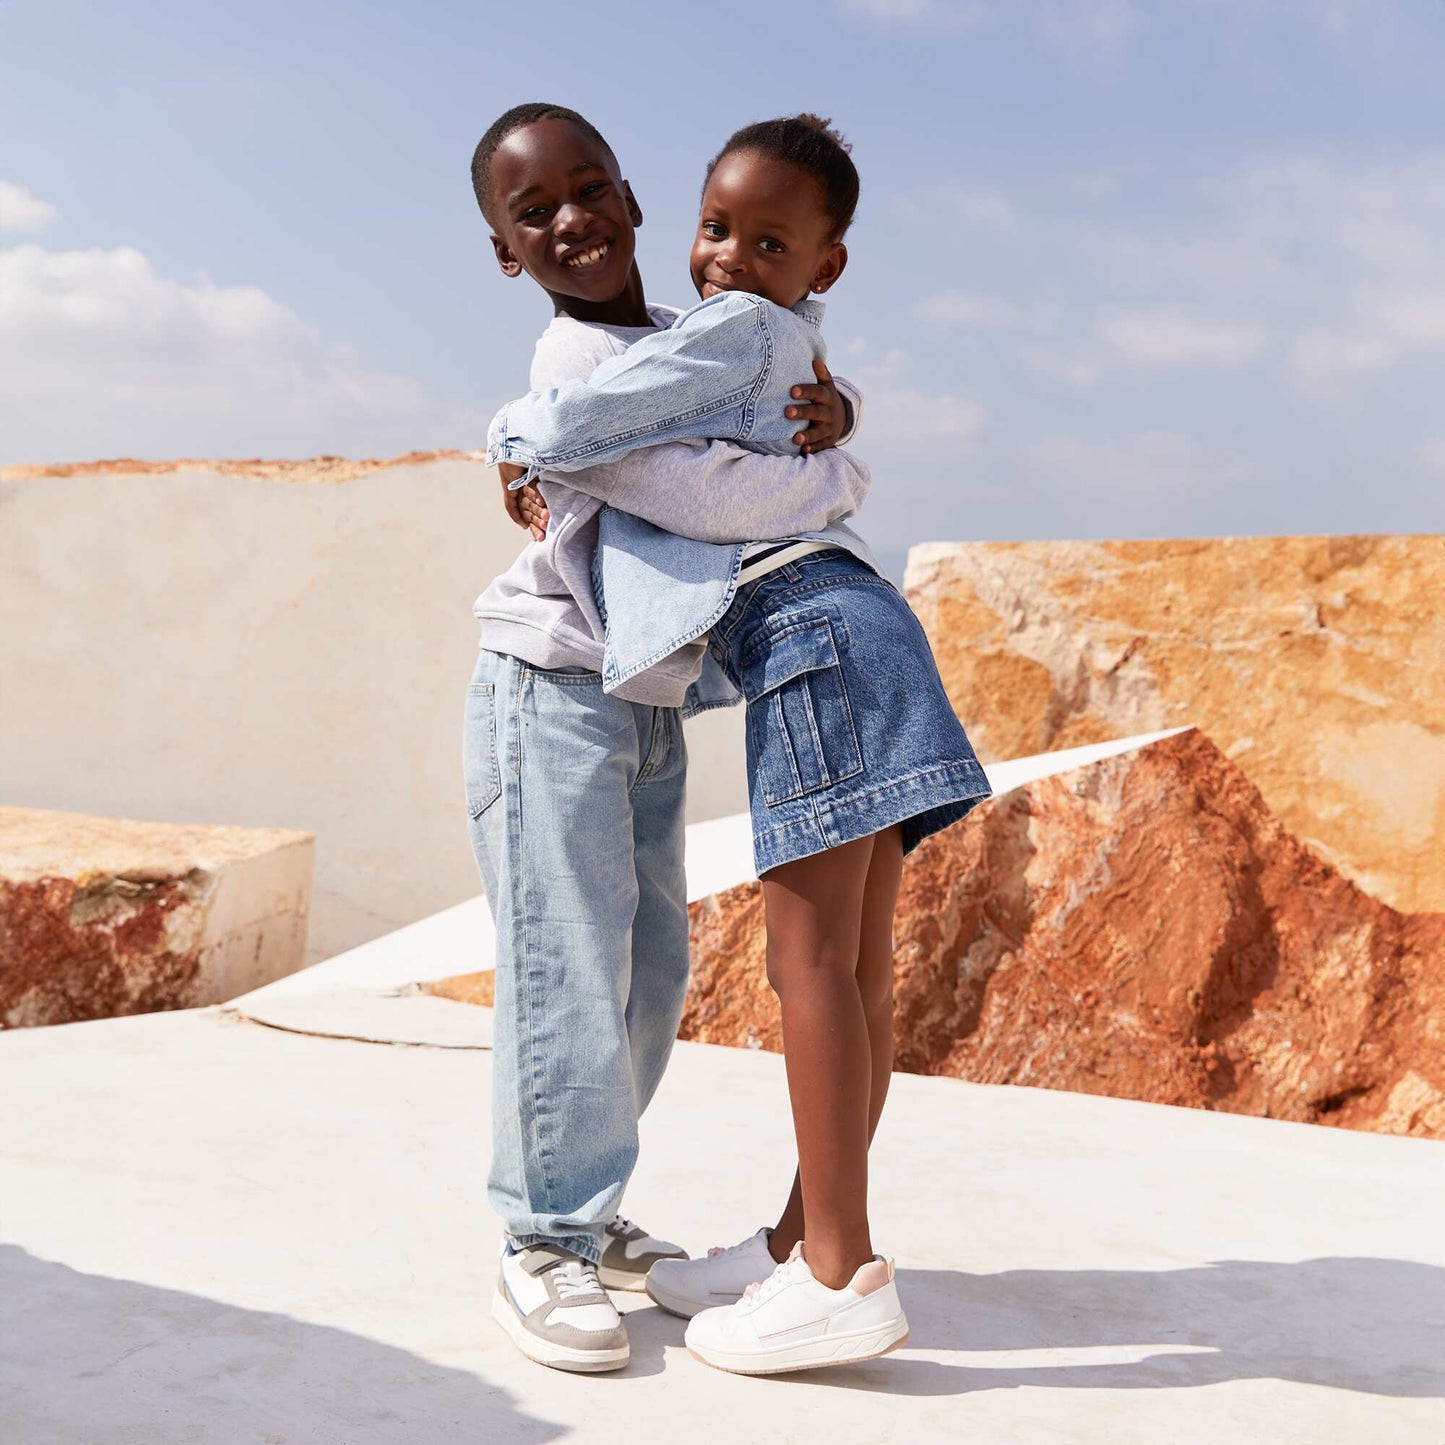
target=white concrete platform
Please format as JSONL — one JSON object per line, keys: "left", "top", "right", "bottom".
{"left": 2, "top": 1001, "right": 1442, "bottom": 1444}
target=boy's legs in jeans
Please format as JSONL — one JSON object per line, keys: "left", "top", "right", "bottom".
{"left": 465, "top": 649, "right": 689, "bottom": 1264}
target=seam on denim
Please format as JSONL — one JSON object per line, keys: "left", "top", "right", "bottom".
{"left": 603, "top": 544, "right": 748, "bottom": 686}
{"left": 509, "top": 663, "right": 560, "bottom": 1220}
{"left": 507, "top": 1232, "right": 603, "bottom": 1267}
{"left": 813, "top": 761, "right": 993, "bottom": 822}
{"left": 740, "top": 302, "right": 774, "bottom": 441}
{"left": 749, "top": 761, "right": 991, "bottom": 847}
{"left": 738, "top": 610, "right": 853, "bottom": 673}
{"left": 519, "top": 666, "right": 604, "bottom": 687}
{"left": 612, "top": 544, "right": 870, "bottom": 687}
{"left": 533, "top": 389, "right": 752, "bottom": 469}
{"left": 465, "top": 683, "right": 502, "bottom": 820}
{"left": 713, "top": 557, "right": 885, "bottom": 651}
{"left": 632, "top": 706, "right": 672, "bottom": 794}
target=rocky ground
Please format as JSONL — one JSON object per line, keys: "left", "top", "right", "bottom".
{"left": 681, "top": 730, "right": 1445, "bottom": 1139}
{"left": 905, "top": 534, "right": 1444, "bottom": 913}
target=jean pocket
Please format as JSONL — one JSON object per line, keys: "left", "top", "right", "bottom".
{"left": 463, "top": 682, "right": 501, "bottom": 819}
{"left": 741, "top": 614, "right": 863, "bottom": 806}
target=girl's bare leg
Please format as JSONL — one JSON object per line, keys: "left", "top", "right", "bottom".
{"left": 763, "top": 834, "right": 874, "bottom": 1287}
{"left": 767, "top": 828, "right": 904, "bottom": 1264}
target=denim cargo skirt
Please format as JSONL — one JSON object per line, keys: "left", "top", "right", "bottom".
{"left": 710, "top": 549, "right": 992, "bottom": 875}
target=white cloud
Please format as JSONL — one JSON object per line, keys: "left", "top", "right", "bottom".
{"left": 1022, "top": 430, "right": 1200, "bottom": 494}
{"left": 1100, "top": 307, "right": 1266, "bottom": 367}
{"left": 867, "top": 388, "right": 986, "bottom": 445}
{"left": 944, "top": 191, "right": 1015, "bottom": 229}
{"left": 1039, "top": 0, "right": 1142, "bottom": 60}
{"left": 1288, "top": 329, "right": 1396, "bottom": 386}
{"left": 0, "top": 241, "right": 482, "bottom": 463}
{"left": 839, "top": 342, "right": 985, "bottom": 445}
{"left": 1372, "top": 291, "right": 1445, "bottom": 345}
{"left": 897, "top": 188, "right": 1015, "bottom": 231}
{"left": 841, "top": 0, "right": 988, "bottom": 25}
{"left": 0, "top": 180, "right": 57, "bottom": 232}
{"left": 1022, "top": 347, "right": 1102, "bottom": 388}
{"left": 917, "top": 291, "right": 1025, "bottom": 328}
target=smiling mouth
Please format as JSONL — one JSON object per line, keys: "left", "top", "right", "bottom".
{"left": 701, "top": 279, "right": 732, "bottom": 297}
{"left": 563, "top": 240, "right": 612, "bottom": 271}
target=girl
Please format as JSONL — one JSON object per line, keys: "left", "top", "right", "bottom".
{"left": 487, "top": 114, "right": 990, "bottom": 1375}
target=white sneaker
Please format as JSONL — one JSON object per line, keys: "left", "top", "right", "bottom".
{"left": 492, "top": 1242, "right": 629, "bottom": 1373}
{"left": 597, "top": 1214, "right": 687, "bottom": 1292}
{"left": 645, "top": 1226, "right": 778, "bottom": 1318}
{"left": 684, "top": 1244, "right": 909, "bottom": 1375}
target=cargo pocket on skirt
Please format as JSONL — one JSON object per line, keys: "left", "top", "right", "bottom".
{"left": 463, "top": 682, "right": 502, "bottom": 819}
{"left": 740, "top": 614, "right": 863, "bottom": 806}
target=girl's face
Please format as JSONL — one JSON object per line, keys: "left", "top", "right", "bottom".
{"left": 689, "top": 150, "right": 847, "bottom": 309}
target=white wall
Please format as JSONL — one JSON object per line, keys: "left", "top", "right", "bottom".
{"left": 1, "top": 455, "right": 747, "bottom": 962}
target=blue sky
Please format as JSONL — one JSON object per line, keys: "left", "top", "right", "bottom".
{"left": 2, "top": 0, "right": 1442, "bottom": 572}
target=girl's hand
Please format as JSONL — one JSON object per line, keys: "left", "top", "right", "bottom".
{"left": 499, "top": 461, "right": 549, "bottom": 541}
{"left": 786, "top": 359, "right": 847, "bottom": 455}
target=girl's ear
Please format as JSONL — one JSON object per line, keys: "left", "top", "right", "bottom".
{"left": 623, "top": 180, "right": 643, "bottom": 229}
{"left": 810, "top": 241, "right": 848, "bottom": 295}
{"left": 491, "top": 232, "right": 524, "bottom": 279}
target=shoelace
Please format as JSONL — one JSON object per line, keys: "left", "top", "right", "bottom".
{"left": 609, "top": 1214, "right": 638, "bottom": 1236}
{"left": 550, "top": 1258, "right": 605, "bottom": 1302}
{"left": 741, "top": 1256, "right": 808, "bottom": 1306}
{"left": 707, "top": 1234, "right": 759, "bottom": 1260}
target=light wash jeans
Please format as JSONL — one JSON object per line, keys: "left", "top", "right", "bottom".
{"left": 464, "top": 648, "right": 690, "bottom": 1264}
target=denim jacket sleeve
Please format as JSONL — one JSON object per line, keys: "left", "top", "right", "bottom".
{"left": 485, "top": 292, "right": 786, "bottom": 482}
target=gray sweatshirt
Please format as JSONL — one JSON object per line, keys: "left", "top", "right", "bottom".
{"left": 473, "top": 305, "right": 870, "bottom": 707}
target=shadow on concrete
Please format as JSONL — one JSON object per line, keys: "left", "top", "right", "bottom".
{"left": 787, "top": 1257, "right": 1445, "bottom": 1398}
{"left": 0, "top": 1246, "right": 565, "bottom": 1443}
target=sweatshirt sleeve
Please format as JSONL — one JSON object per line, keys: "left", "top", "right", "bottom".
{"left": 557, "top": 438, "right": 872, "bottom": 545}
{"left": 486, "top": 293, "right": 772, "bottom": 480}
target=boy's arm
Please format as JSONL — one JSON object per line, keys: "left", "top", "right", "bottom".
{"left": 559, "top": 438, "right": 872, "bottom": 545}
{"left": 486, "top": 292, "right": 777, "bottom": 480}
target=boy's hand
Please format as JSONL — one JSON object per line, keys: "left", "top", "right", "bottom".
{"left": 787, "top": 359, "right": 846, "bottom": 454}
{"left": 499, "top": 461, "right": 549, "bottom": 541}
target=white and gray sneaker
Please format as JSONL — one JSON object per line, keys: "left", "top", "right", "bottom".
{"left": 645, "top": 1226, "right": 778, "bottom": 1318}
{"left": 492, "top": 1243, "right": 629, "bottom": 1373}
{"left": 685, "top": 1244, "right": 909, "bottom": 1376}
{"left": 597, "top": 1214, "right": 688, "bottom": 1292}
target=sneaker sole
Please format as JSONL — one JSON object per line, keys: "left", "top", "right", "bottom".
{"left": 687, "top": 1320, "right": 910, "bottom": 1376}
{"left": 490, "top": 1289, "right": 630, "bottom": 1373}
{"left": 644, "top": 1274, "right": 744, "bottom": 1320}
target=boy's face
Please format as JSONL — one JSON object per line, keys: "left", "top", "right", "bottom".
{"left": 489, "top": 118, "right": 642, "bottom": 306}
{"left": 690, "top": 150, "right": 847, "bottom": 310}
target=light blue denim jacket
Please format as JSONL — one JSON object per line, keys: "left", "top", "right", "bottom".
{"left": 485, "top": 292, "right": 875, "bottom": 712}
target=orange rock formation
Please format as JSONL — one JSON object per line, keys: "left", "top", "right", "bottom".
{"left": 904, "top": 535, "right": 1445, "bottom": 913}
{"left": 681, "top": 730, "right": 1445, "bottom": 1139}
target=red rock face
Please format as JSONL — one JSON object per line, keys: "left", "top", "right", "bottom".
{"left": 0, "top": 809, "right": 314, "bottom": 1028}
{"left": 0, "top": 874, "right": 205, "bottom": 1027}
{"left": 681, "top": 730, "right": 1445, "bottom": 1139}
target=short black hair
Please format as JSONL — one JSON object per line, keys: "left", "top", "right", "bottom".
{"left": 703, "top": 114, "right": 860, "bottom": 240}
{"left": 470, "top": 102, "right": 615, "bottom": 228}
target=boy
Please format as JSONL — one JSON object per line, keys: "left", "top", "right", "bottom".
{"left": 466, "top": 102, "right": 871, "bottom": 1373}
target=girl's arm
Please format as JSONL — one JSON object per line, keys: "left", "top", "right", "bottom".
{"left": 486, "top": 291, "right": 805, "bottom": 481}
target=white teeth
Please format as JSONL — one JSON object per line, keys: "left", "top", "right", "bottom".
{"left": 565, "top": 242, "right": 610, "bottom": 270}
